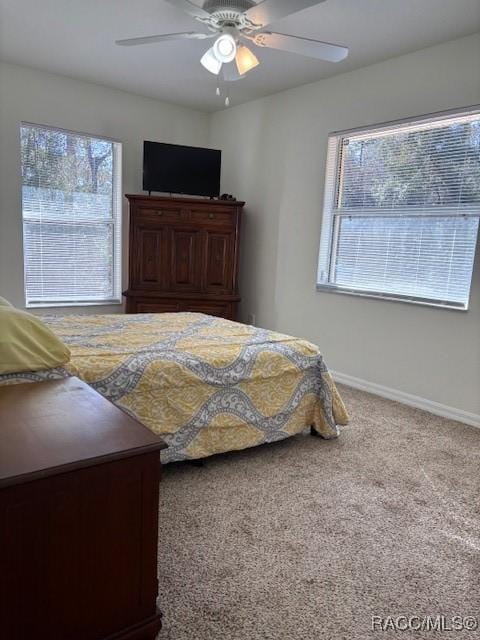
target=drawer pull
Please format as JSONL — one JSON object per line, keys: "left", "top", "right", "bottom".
{"left": 209, "top": 213, "right": 214, "bottom": 219}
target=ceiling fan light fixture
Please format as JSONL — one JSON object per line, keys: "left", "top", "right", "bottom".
{"left": 200, "top": 47, "right": 223, "bottom": 75}
{"left": 235, "top": 45, "right": 259, "bottom": 76}
{"left": 213, "top": 33, "right": 237, "bottom": 63}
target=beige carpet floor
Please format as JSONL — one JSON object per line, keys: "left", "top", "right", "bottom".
{"left": 157, "top": 385, "right": 480, "bottom": 640}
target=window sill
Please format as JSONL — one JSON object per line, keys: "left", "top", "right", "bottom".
{"left": 26, "top": 300, "right": 123, "bottom": 309}
{"left": 315, "top": 284, "right": 468, "bottom": 311}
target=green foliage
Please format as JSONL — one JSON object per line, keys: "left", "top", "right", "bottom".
{"left": 21, "top": 127, "right": 113, "bottom": 195}
{"left": 340, "top": 121, "right": 480, "bottom": 208}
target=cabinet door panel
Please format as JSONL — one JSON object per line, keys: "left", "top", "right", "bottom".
{"left": 0, "top": 455, "right": 160, "bottom": 639}
{"left": 205, "top": 233, "right": 234, "bottom": 292}
{"left": 170, "top": 229, "right": 202, "bottom": 291}
{"left": 131, "top": 226, "right": 166, "bottom": 289}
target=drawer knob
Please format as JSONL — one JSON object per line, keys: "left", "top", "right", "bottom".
{"left": 209, "top": 213, "right": 214, "bottom": 219}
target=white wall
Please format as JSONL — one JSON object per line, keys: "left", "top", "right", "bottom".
{"left": 0, "top": 61, "right": 209, "bottom": 313}
{"left": 209, "top": 34, "right": 480, "bottom": 416}
{"left": 1, "top": 37, "right": 479, "bottom": 415}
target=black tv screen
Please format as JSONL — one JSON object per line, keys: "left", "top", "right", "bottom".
{"left": 143, "top": 141, "right": 221, "bottom": 197}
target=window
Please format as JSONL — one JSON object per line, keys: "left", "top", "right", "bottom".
{"left": 317, "top": 107, "right": 480, "bottom": 310}
{"left": 21, "top": 123, "right": 122, "bottom": 307}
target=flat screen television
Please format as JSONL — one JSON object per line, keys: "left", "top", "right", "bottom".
{"left": 143, "top": 141, "right": 221, "bottom": 197}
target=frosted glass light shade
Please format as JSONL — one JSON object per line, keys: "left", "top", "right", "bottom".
{"left": 236, "top": 45, "right": 259, "bottom": 75}
{"left": 200, "top": 47, "right": 222, "bottom": 75}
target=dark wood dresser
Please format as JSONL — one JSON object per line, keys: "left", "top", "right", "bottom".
{"left": 0, "top": 377, "right": 166, "bottom": 640}
{"left": 123, "top": 194, "right": 244, "bottom": 320}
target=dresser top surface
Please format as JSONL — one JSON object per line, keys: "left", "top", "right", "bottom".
{"left": 0, "top": 377, "right": 166, "bottom": 488}
{"left": 125, "top": 193, "right": 245, "bottom": 207}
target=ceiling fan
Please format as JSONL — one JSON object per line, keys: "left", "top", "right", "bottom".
{"left": 116, "top": 0, "right": 348, "bottom": 82}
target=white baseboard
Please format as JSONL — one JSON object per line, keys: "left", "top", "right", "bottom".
{"left": 331, "top": 370, "right": 480, "bottom": 429}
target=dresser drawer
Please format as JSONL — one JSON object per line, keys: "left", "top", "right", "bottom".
{"left": 136, "top": 206, "right": 235, "bottom": 228}
{"left": 190, "top": 208, "right": 235, "bottom": 227}
{"left": 135, "top": 301, "right": 181, "bottom": 313}
{"left": 138, "top": 208, "right": 183, "bottom": 223}
{"left": 127, "top": 297, "right": 237, "bottom": 320}
{"left": 186, "top": 301, "right": 232, "bottom": 318}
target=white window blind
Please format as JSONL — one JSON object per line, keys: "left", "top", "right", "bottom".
{"left": 21, "top": 123, "right": 122, "bottom": 307}
{"left": 317, "top": 107, "right": 480, "bottom": 309}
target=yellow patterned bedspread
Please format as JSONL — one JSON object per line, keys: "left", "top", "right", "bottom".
{"left": 0, "top": 313, "right": 348, "bottom": 463}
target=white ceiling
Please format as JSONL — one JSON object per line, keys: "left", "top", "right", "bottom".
{"left": 0, "top": 0, "right": 479, "bottom": 112}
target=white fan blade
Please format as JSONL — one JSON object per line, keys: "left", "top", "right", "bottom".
{"left": 254, "top": 32, "right": 348, "bottom": 62}
{"left": 116, "top": 31, "right": 213, "bottom": 46}
{"left": 245, "top": 0, "right": 326, "bottom": 29}
{"left": 163, "top": 0, "right": 211, "bottom": 20}
{"left": 223, "top": 63, "right": 244, "bottom": 82}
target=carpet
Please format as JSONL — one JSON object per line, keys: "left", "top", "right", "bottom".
{"left": 157, "top": 385, "right": 480, "bottom": 639}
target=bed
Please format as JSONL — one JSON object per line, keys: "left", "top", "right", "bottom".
{"left": 0, "top": 312, "right": 348, "bottom": 463}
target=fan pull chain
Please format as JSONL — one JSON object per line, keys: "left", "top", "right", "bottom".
{"left": 214, "top": 83, "right": 230, "bottom": 107}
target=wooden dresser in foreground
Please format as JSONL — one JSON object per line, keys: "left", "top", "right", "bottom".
{"left": 0, "top": 377, "right": 166, "bottom": 640}
{"left": 123, "top": 194, "right": 244, "bottom": 320}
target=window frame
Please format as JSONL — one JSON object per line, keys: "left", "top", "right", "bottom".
{"left": 20, "top": 122, "right": 123, "bottom": 308}
{"left": 316, "top": 105, "right": 480, "bottom": 311}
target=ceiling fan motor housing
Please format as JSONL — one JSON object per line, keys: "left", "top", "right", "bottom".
{"left": 202, "top": 0, "right": 256, "bottom": 28}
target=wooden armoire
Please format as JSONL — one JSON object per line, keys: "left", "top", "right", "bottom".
{"left": 123, "top": 194, "right": 243, "bottom": 320}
